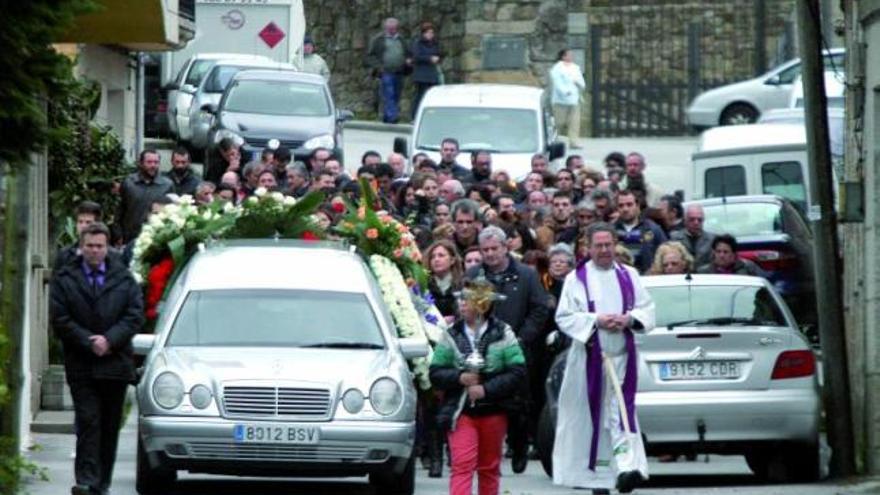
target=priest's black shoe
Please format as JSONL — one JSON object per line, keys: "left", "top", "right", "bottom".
{"left": 616, "top": 470, "right": 642, "bottom": 493}
{"left": 511, "top": 449, "right": 528, "bottom": 473}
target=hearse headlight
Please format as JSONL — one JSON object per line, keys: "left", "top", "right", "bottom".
{"left": 152, "top": 372, "right": 184, "bottom": 410}
{"left": 369, "top": 378, "right": 402, "bottom": 416}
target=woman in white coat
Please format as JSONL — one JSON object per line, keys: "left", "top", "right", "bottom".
{"left": 550, "top": 48, "right": 586, "bottom": 149}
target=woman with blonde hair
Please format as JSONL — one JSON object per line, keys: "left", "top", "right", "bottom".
{"left": 648, "top": 241, "right": 694, "bottom": 275}
{"left": 421, "top": 239, "right": 465, "bottom": 477}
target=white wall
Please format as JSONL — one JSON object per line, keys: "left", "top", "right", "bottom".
{"left": 74, "top": 45, "right": 138, "bottom": 161}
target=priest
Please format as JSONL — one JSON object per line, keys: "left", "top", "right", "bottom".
{"left": 552, "top": 222, "right": 655, "bottom": 494}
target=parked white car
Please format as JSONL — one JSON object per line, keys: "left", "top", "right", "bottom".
{"left": 536, "top": 274, "right": 822, "bottom": 482}
{"left": 393, "top": 84, "right": 566, "bottom": 180}
{"left": 166, "top": 53, "right": 272, "bottom": 142}
{"left": 788, "top": 71, "right": 846, "bottom": 109}
{"left": 686, "top": 48, "right": 844, "bottom": 129}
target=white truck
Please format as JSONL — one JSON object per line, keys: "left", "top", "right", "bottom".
{"left": 162, "top": 0, "right": 305, "bottom": 85}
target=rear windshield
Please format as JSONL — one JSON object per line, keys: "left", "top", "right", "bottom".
{"left": 648, "top": 285, "right": 787, "bottom": 328}
{"left": 416, "top": 107, "right": 539, "bottom": 153}
{"left": 702, "top": 202, "right": 783, "bottom": 237}
{"left": 167, "top": 289, "right": 385, "bottom": 347}
{"left": 224, "top": 80, "right": 330, "bottom": 116}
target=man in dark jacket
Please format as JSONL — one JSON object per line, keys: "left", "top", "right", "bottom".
{"left": 466, "top": 225, "right": 549, "bottom": 474}
{"left": 614, "top": 189, "right": 668, "bottom": 274}
{"left": 118, "top": 149, "right": 173, "bottom": 243}
{"left": 163, "top": 146, "right": 200, "bottom": 197}
{"left": 54, "top": 201, "right": 103, "bottom": 268}
{"left": 365, "top": 17, "right": 411, "bottom": 123}
{"left": 50, "top": 222, "right": 144, "bottom": 495}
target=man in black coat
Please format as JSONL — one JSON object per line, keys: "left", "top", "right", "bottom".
{"left": 50, "top": 222, "right": 144, "bottom": 495}
{"left": 466, "top": 225, "right": 549, "bottom": 474}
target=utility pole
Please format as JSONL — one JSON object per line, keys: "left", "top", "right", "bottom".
{"left": 795, "top": 0, "right": 856, "bottom": 477}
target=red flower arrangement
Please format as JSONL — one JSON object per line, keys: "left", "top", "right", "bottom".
{"left": 145, "top": 257, "right": 175, "bottom": 320}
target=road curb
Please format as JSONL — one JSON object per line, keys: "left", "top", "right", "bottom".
{"left": 344, "top": 120, "right": 412, "bottom": 134}
{"left": 31, "top": 409, "right": 75, "bottom": 434}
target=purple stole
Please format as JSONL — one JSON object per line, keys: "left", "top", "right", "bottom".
{"left": 575, "top": 261, "right": 639, "bottom": 471}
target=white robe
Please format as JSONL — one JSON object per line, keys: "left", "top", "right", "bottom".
{"left": 552, "top": 261, "right": 655, "bottom": 489}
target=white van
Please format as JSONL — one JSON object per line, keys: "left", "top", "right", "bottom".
{"left": 393, "top": 84, "right": 566, "bottom": 179}
{"left": 691, "top": 123, "right": 813, "bottom": 212}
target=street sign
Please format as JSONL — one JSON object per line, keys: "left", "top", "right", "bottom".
{"left": 258, "top": 21, "right": 285, "bottom": 49}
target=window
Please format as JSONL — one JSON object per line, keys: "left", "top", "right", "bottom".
{"left": 204, "top": 66, "right": 252, "bottom": 93}
{"left": 762, "top": 161, "right": 806, "bottom": 211}
{"left": 703, "top": 202, "right": 783, "bottom": 237}
{"left": 776, "top": 63, "right": 801, "bottom": 85}
{"left": 185, "top": 60, "right": 217, "bottom": 87}
{"left": 225, "top": 81, "right": 330, "bottom": 116}
{"left": 416, "top": 107, "right": 539, "bottom": 153}
{"left": 167, "top": 289, "right": 385, "bottom": 348}
{"left": 705, "top": 165, "right": 746, "bottom": 199}
{"left": 648, "top": 285, "right": 787, "bottom": 328}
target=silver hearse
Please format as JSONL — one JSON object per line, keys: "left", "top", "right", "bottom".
{"left": 133, "top": 240, "right": 426, "bottom": 495}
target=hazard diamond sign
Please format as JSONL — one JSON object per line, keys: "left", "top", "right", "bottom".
{"left": 258, "top": 22, "right": 285, "bottom": 49}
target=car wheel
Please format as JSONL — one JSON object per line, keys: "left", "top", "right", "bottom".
{"left": 136, "top": 436, "right": 176, "bottom": 495}
{"left": 744, "top": 451, "right": 770, "bottom": 480}
{"left": 720, "top": 103, "right": 759, "bottom": 126}
{"left": 369, "top": 454, "right": 415, "bottom": 495}
{"left": 783, "top": 441, "right": 820, "bottom": 482}
{"left": 536, "top": 404, "right": 555, "bottom": 478}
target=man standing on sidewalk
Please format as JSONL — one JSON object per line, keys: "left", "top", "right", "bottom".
{"left": 550, "top": 48, "right": 586, "bottom": 149}
{"left": 366, "top": 17, "right": 411, "bottom": 123}
{"left": 50, "top": 222, "right": 144, "bottom": 495}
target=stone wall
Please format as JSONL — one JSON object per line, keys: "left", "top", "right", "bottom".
{"left": 306, "top": 0, "right": 796, "bottom": 127}
{"left": 303, "top": 0, "right": 467, "bottom": 118}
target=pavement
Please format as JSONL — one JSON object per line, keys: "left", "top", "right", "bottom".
{"left": 23, "top": 403, "right": 880, "bottom": 495}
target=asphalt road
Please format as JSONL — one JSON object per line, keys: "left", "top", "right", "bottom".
{"left": 24, "top": 409, "right": 878, "bottom": 495}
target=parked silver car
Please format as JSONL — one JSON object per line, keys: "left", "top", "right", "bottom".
{"left": 187, "top": 59, "right": 296, "bottom": 150}
{"left": 686, "top": 48, "right": 844, "bottom": 129}
{"left": 537, "top": 274, "right": 821, "bottom": 482}
{"left": 134, "top": 240, "right": 426, "bottom": 495}
{"left": 202, "top": 70, "right": 352, "bottom": 174}
{"left": 165, "top": 53, "right": 272, "bottom": 141}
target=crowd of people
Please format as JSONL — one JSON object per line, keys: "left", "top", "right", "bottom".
{"left": 52, "top": 131, "right": 776, "bottom": 495}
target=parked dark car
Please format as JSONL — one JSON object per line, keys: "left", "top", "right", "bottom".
{"left": 202, "top": 70, "right": 353, "bottom": 173}
{"left": 691, "top": 195, "right": 816, "bottom": 329}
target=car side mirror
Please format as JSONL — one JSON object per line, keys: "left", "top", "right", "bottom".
{"left": 547, "top": 141, "right": 566, "bottom": 161}
{"left": 181, "top": 83, "right": 197, "bottom": 94}
{"left": 200, "top": 103, "right": 218, "bottom": 114}
{"left": 398, "top": 337, "right": 429, "bottom": 359}
{"left": 765, "top": 75, "right": 782, "bottom": 86}
{"left": 393, "top": 137, "right": 409, "bottom": 157}
{"left": 133, "top": 334, "right": 156, "bottom": 356}
{"left": 336, "top": 109, "right": 355, "bottom": 121}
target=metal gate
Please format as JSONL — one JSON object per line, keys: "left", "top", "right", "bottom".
{"left": 588, "top": 1, "right": 795, "bottom": 137}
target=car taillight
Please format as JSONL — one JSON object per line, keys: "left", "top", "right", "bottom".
{"left": 739, "top": 249, "right": 798, "bottom": 272}
{"left": 771, "top": 350, "right": 816, "bottom": 379}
